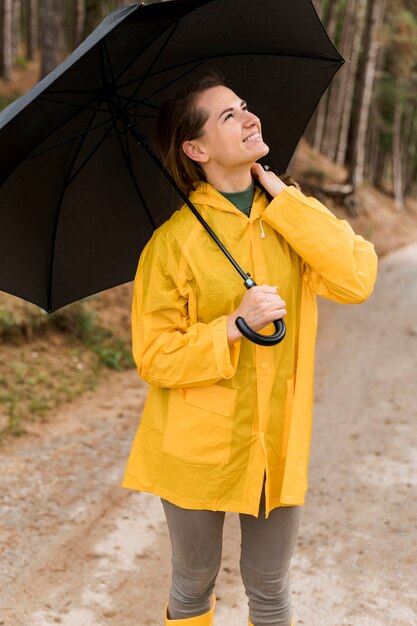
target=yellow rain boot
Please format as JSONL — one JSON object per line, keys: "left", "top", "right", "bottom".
{"left": 248, "top": 614, "right": 294, "bottom": 626}
{"left": 165, "top": 593, "right": 216, "bottom": 624}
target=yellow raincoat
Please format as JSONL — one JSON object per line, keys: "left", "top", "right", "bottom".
{"left": 122, "top": 181, "right": 377, "bottom": 518}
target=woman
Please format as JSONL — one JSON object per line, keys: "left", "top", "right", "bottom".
{"left": 122, "top": 73, "right": 378, "bottom": 626}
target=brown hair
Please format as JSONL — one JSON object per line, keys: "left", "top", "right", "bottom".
{"left": 156, "top": 72, "right": 226, "bottom": 198}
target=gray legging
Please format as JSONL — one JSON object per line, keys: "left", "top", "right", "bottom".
{"left": 161, "top": 472, "right": 303, "bottom": 626}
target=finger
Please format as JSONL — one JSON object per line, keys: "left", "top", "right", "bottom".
{"left": 257, "top": 293, "right": 285, "bottom": 305}
{"left": 266, "top": 305, "right": 287, "bottom": 317}
{"left": 258, "top": 309, "right": 287, "bottom": 326}
{"left": 264, "top": 302, "right": 286, "bottom": 313}
{"left": 250, "top": 162, "right": 263, "bottom": 176}
{"left": 256, "top": 284, "right": 279, "bottom": 294}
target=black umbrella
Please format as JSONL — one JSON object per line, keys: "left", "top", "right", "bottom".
{"left": 0, "top": 0, "right": 344, "bottom": 345}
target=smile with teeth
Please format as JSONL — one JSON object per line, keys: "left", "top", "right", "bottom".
{"left": 243, "top": 131, "right": 261, "bottom": 143}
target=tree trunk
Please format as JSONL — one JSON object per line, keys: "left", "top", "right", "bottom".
{"left": 74, "top": 0, "right": 85, "bottom": 48}
{"left": 404, "top": 160, "right": 417, "bottom": 199}
{"left": 311, "top": 0, "right": 322, "bottom": 16}
{"left": 376, "top": 151, "right": 390, "bottom": 194}
{"left": 84, "top": 0, "right": 103, "bottom": 39}
{"left": 392, "top": 101, "right": 405, "bottom": 209}
{"left": 365, "top": 96, "right": 379, "bottom": 184}
{"left": 322, "top": 0, "right": 357, "bottom": 161}
{"left": 311, "top": 0, "right": 339, "bottom": 152}
{"left": 349, "top": 0, "right": 388, "bottom": 190}
{"left": 0, "top": 0, "right": 13, "bottom": 80}
{"left": 11, "top": 0, "right": 21, "bottom": 61}
{"left": 404, "top": 101, "right": 417, "bottom": 199}
{"left": 361, "top": 37, "right": 386, "bottom": 189}
{"left": 40, "top": 0, "right": 65, "bottom": 79}
{"left": 336, "top": 0, "right": 369, "bottom": 167}
{"left": 26, "top": 0, "right": 38, "bottom": 61}
{"left": 392, "top": 89, "right": 415, "bottom": 208}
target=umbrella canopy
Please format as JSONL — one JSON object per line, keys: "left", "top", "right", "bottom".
{"left": 0, "top": 0, "right": 345, "bottom": 313}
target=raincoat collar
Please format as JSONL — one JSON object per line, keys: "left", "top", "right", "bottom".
{"left": 188, "top": 179, "right": 269, "bottom": 218}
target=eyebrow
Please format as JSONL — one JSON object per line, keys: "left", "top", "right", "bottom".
{"left": 218, "top": 100, "right": 247, "bottom": 120}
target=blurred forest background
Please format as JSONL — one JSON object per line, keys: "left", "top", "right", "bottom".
{"left": 0, "top": 0, "right": 416, "bottom": 440}
{"left": 0, "top": 0, "right": 416, "bottom": 208}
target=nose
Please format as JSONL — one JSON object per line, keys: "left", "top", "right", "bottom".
{"left": 243, "top": 109, "right": 260, "bottom": 128}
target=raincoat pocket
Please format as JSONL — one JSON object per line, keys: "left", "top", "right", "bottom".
{"left": 281, "top": 378, "right": 295, "bottom": 457}
{"left": 162, "top": 385, "right": 237, "bottom": 465}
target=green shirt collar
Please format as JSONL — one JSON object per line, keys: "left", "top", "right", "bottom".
{"left": 217, "top": 180, "right": 255, "bottom": 217}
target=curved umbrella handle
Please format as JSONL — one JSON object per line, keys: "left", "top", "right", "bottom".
{"left": 234, "top": 275, "right": 286, "bottom": 346}
{"left": 235, "top": 316, "right": 286, "bottom": 346}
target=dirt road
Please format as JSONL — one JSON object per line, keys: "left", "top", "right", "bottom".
{"left": 1, "top": 243, "right": 416, "bottom": 626}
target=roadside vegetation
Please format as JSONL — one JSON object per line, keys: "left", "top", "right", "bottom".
{"left": 0, "top": 293, "right": 134, "bottom": 440}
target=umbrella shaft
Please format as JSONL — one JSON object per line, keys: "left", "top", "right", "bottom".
{"left": 124, "top": 117, "right": 253, "bottom": 288}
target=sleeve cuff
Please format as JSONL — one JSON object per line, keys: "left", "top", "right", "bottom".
{"left": 212, "top": 315, "right": 241, "bottom": 378}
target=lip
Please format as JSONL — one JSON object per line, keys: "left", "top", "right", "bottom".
{"left": 242, "top": 128, "right": 262, "bottom": 143}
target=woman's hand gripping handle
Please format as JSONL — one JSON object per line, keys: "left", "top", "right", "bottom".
{"left": 227, "top": 279, "right": 286, "bottom": 347}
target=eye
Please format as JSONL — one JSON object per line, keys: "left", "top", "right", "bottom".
{"left": 224, "top": 105, "right": 249, "bottom": 121}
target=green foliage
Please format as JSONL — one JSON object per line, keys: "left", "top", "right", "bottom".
{"left": 7, "top": 403, "right": 25, "bottom": 438}
{"left": 0, "top": 305, "right": 49, "bottom": 342}
{"left": 0, "top": 298, "right": 134, "bottom": 440}
{"left": 49, "top": 302, "right": 96, "bottom": 339}
{"left": 0, "top": 309, "right": 20, "bottom": 341}
{"left": 0, "top": 92, "right": 21, "bottom": 112}
{"left": 49, "top": 302, "right": 134, "bottom": 370}
{"left": 88, "top": 336, "right": 133, "bottom": 370}
{"left": 302, "top": 167, "right": 327, "bottom": 183}
{"left": 384, "top": 4, "right": 417, "bottom": 84}
{"left": 14, "top": 56, "right": 28, "bottom": 70}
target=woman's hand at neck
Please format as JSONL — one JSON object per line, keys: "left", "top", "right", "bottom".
{"left": 250, "top": 163, "right": 288, "bottom": 198}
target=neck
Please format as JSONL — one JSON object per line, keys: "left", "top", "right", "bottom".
{"left": 203, "top": 164, "right": 254, "bottom": 193}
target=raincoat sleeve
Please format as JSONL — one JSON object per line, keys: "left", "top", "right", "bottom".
{"left": 131, "top": 228, "right": 241, "bottom": 389}
{"left": 261, "top": 185, "right": 378, "bottom": 303}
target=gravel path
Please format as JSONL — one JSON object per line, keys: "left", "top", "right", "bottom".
{"left": 1, "top": 243, "right": 416, "bottom": 626}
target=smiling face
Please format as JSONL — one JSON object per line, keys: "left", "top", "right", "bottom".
{"left": 182, "top": 85, "right": 270, "bottom": 175}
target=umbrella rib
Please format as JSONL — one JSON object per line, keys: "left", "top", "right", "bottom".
{"left": 39, "top": 93, "right": 159, "bottom": 112}
{"left": 118, "top": 110, "right": 157, "bottom": 120}
{"left": 100, "top": 39, "right": 115, "bottom": 93}
{"left": 116, "top": 56, "right": 206, "bottom": 92}
{"left": 46, "top": 106, "right": 100, "bottom": 312}
{"left": 24, "top": 109, "right": 155, "bottom": 162}
{"left": 66, "top": 115, "right": 119, "bottom": 188}
{"left": 19, "top": 93, "right": 102, "bottom": 164}
{"left": 117, "top": 97, "right": 159, "bottom": 111}
{"left": 138, "top": 58, "right": 210, "bottom": 103}
{"left": 0, "top": 93, "right": 106, "bottom": 192}
{"left": 119, "top": 50, "right": 343, "bottom": 94}
{"left": 42, "top": 88, "right": 98, "bottom": 95}
{"left": 101, "top": 40, "right": 126, "bottom": 131}
{"left": 113, "top": 20, "right": 179, "bottom": 87}
{"left": 99, "top": 39, "right": 159, "bottom": 138}
{"left": 37, "top": 96, "right": 112, "bottom": 114}
{"left": 106, "top": 98, "right": 156, "bottom": 230}
{"left": 24, "top": 117, "right": 115, "bottom": 161}
{"left": 123, "top": 20, "right": 179, "bottom": 121}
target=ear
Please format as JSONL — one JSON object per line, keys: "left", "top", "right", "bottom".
{"left": 182, "top": 140, "right": 209, "bottom": 164}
